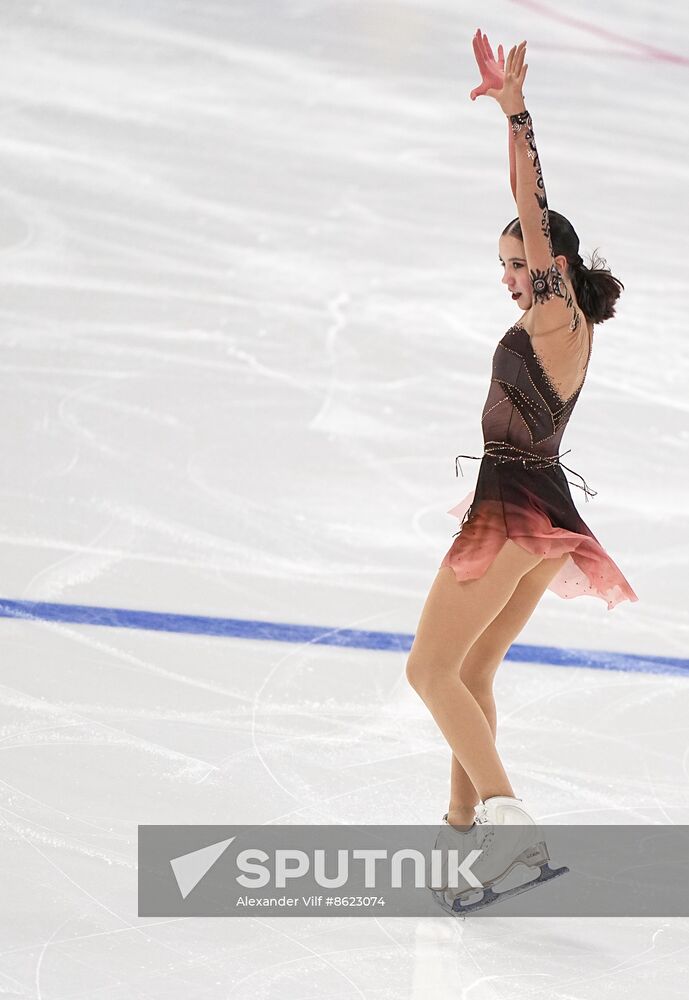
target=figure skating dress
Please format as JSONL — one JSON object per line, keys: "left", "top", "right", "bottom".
{"left": 439, "top": 321, "right": 638, "bottom": 610}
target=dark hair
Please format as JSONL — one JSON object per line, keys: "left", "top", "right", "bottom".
{"left": 501, "top": 211, "right": 624, "bottom": 326}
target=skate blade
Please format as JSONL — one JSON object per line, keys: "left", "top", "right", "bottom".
{"left": 429, "top": 839, "right": 550, "bottom": 897}
{"left": 453, "top": 862, "right": 569, "bottom": 914}
{"left": 436, "top": 862, "right": 569, "bottom": 917}
{"left": 432, "top": 888, "right": 466, "bottom": 918}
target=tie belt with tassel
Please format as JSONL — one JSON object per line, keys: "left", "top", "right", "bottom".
{"left": 453, "top": 441, "right": 597, "bottom": 502}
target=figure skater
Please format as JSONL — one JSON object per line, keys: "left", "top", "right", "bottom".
{"left": 405, "top": 30, "right": 638, "bottom": 909}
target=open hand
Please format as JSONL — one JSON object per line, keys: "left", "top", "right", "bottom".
{"left": 471, "top": 31, "right": 528, "bottom": 114}
{"left": 469, "top": 29, "right": 505, "bottom": 101}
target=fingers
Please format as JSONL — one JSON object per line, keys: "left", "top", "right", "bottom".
{"left": 472, "top": 32, "right": 486, "bottom": 71}
{"left": 474, "top": 28, "right": 507, "bottom": 72}
{"left": 475, "top": 30, "right": 488, "bottom": 66}
{"left": 473, "top": 34, "right": 483, "bottom": 61}
{"left": 475, "top": 28, "right": 491, "bottom": 61}
{"left": 478, "top": 29, "right": 500, "bottom": 66}
{"left": 506, "top": 40, "right": 527, "bottom": 75}
{"left": 514, "top": 40, "right": 527, "bottom": 73}
{"left": 472, "top": 29, "right": 524, "bottom": 87}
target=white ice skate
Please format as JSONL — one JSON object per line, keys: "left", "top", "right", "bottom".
{"left": 426, "top": 805, "right": 488, "bottom": 894}
{"left": 440, "top": 795, "right": 569, "bottom": 916}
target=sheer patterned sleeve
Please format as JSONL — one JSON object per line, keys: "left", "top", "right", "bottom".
{"left": 508, "top": 117, "right": 517, "bottom": 201}
{"left": 509, "top": 108, "right": 581, "bottom": 334}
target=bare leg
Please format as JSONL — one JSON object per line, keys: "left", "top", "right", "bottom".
{"left": 447, "top": 688, "right": 497, "bottom": 827}
{"left": 446, "top": 552, "right": 570, "bottom": 825}
{"left": 406, "top": 539, "right": 546, "bottom": 803}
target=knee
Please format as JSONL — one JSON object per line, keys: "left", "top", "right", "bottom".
{"left": 405, "top": 655, "right": 426, "bottom": 694}
{"left": 462, "top": 677, "right": 496, "bottom": 707}
{"left": 459, "top": 648, "right": 504, "bottom": 694}
{"left": 405, "top": 654, "right": 442, "bottom": 698}
{"left": 459, "top": 658, "right": 502, "bottom": 700}
{"left": 405, "top": 653, "right": 460, "bottom": 699}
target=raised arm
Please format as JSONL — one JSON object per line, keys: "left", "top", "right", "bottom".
{"left": 470, "top": 32, "right": 580, "bottom": 333}
{"left": 509, "top": 106, "right": 580, "bottom": 333}
{"left": 470, "top": 29, "right": 517, "bottom": 199}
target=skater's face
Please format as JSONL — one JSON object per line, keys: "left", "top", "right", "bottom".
{"left": 499, "top": 235, "right": 570, "bottom": 314}
{"left": 499, "top": 235, "right": 532, "bottom": 312}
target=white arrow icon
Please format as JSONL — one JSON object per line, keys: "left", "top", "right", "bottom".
{"left": 170, "top": 837, "right": 235, "bottom": 899}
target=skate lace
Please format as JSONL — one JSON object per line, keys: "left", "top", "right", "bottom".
{"left": 475, "top": 803, "right": 488, "bottom": 825}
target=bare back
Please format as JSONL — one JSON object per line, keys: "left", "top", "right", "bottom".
{"left": 517, "top": 301, "right": 593, "bottom": 405}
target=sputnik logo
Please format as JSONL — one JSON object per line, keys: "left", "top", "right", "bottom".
{"left": 170, "top": 837, "right": 236, "bottom": 900}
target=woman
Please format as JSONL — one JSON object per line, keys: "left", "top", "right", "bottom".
{"left": 406, "top": 31, "right": 638, "bottom": 906}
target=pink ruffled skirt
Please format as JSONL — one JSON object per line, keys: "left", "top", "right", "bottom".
{"left": 439, "top": 464, "right": 638, "bottom": 611}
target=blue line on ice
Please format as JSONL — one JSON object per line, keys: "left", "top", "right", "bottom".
{"left": 0, "top": 598, "right": 684, "bottom": 677}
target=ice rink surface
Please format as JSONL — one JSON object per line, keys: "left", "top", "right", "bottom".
{"left": 1, "top": 0, "right": 689, "bottom": 995}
